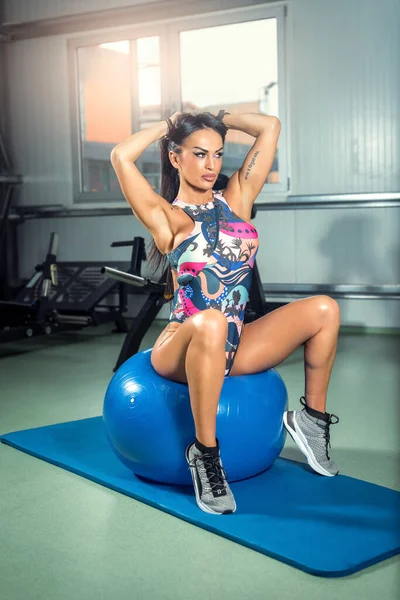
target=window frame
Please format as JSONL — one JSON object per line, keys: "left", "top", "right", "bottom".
{"left": 167, "top": 4, "right": 288, "bottom": 198}
{"left": 68, "top": 3, "right": 288, "bottom": 205}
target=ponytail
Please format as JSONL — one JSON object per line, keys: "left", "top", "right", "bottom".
{"left": 147, "top": 135, "right": 182, "bottom": 302}
{"left": 159, "top": 135, "right": 180, "bottom": 203}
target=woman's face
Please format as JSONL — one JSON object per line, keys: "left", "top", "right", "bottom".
{"left": 170, "top": 128, "right": 224, "bottom": 189}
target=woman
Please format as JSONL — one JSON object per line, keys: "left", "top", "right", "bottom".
{"left": 111, "top": 111, "right": 340, "bottom": 516}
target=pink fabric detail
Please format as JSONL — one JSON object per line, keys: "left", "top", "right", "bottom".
{"left": 179, "top": 261, "right": 207, "bottom": 275}
{"left": 220, "top": 222, "right": 258, "bottom": 239}
{"left": 177, "top": 287, "right": 198, "bottom": 316}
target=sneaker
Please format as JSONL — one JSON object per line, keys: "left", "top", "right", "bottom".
{"left": 283, "top": 396, "right": 340, "bottom": 477}
{"left": 185, "top": 441, "right": 237, "bottom": 515}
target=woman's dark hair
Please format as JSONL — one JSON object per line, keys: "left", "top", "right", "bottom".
{"left": 147, "top": 112, "right": 228, "bottom": 302}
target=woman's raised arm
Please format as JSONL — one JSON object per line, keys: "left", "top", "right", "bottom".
{"left": 221, "top": 113, "right": 281, "bottom": 205}
{"left": 110, "top": 118, "right": 175, "bottom": 249}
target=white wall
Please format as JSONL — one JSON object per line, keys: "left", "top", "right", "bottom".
{"left": 5, "top": 36, "right": 73, "bottom": 206}
{"left": 3, "top": 0, "right": 400, "bottom": 328}
{"left": 289, "top": 0, "right": 399, "bottom": 194}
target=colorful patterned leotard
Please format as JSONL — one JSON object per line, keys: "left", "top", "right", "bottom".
{"left": 166, "top": 189, "right": 259, "bottom": 377}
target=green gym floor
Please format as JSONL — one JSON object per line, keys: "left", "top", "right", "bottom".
{"left": 1, "top": 324, "right": 399, "bottom": 600}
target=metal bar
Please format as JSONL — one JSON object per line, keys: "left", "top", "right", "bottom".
{"left": 265, "top": 292, "right": 400, "bottom": 301}
{"left": 55, "top": 314, "right": 92, "bottom": 325}
{"left": 257, "top": 199, "right": 400, "bottom": 210}
{"left": 111, "top": 240, "right": 136, "bottom": 247}
{"left": 0, "top": 175, "right": 23, "bottom": 184}
{"left": 47, "top": 232, "right": 59, "bottom": 256}
{"left": 0, "top": 131, "right": 11, "bottom": 173}
{"left": 10, "top": 207, "right": 131, "bottom": 220}
{"left": 101, "top": 266, "right": 149, "bottom": 288}
{"left": 9, "top": 193, "right": 400, "bottom": 220}
{"left": 263, "top": 283, "right": 400, "bottom": 294}
{"left": 0, "top": 186, "right": 13, "bottom": 248}
{"left": 101, "top": 266, "right": 165, "bottom": 294}
{"left": 289, "top": 192, "right": 400, "bottom": 202}
{"left": 256, "top": 192, "right": 400, "bottom": 211}
{"left": 262, "top": 283, "right": 400, "bottom": 300}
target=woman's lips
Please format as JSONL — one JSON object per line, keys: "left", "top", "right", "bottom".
{"left": 202, "top": 175, "right": 216, "bottom": 181}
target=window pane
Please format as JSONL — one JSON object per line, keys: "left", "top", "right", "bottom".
{"left": 180, "top": 20, "right": 279, "bottom": 184}
{"left": 137, "top": 37, "right": 162, "bottom": 126}
{"left": 77, "top": 41, "right": 132, "bottom": 193}
{"left": 136, "top": 36, "right": 162, "bottom": 191}
{"left": 77, "top": 37, "right": 162, "bottom": 194}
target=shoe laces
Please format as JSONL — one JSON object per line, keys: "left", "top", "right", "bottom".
{"left": 189, "top": 452, "right": 228, "bottom": 493}
{"left": 300, "top": 396, "right": 339, "bottom": 460}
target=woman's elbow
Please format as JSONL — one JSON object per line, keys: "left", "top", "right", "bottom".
{"left": 110, "top": 147, "right": 120, "bottom": 164}
{"left": 268, "top": 116, "right": 281, "bottom": 130}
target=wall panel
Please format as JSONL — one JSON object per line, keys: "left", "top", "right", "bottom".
{"left": 4, "top": 0, "right": 399, "bottom": 327}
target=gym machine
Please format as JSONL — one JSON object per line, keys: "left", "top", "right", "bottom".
{"left": 0, "top": 232, "right": 135, "bottom": 343}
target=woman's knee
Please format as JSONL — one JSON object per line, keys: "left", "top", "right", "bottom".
{"left": 317, "top": 295, "right": 341, "bottom": 324}
{"left": 190, "top": 308, "right": 228, "bottom": 344}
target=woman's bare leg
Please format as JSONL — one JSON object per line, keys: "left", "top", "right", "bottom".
{"left": 229, "top": 295, "right": 341, "bottom": 414}
{"left": 303, "top": 311, "right": 340, "bottom": 413}
{"left": 151, "top": 309, "right": 228, "bottom": 447}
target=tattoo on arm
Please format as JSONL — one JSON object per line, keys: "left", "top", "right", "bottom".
{"left": 244, "top": 151, "right": 260, "bottom": 180}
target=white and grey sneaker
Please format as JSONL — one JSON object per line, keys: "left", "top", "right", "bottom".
{"left": 185, "top": 440, "right": 236, "bottom": 515}
{"left": 283, "top": 396, "right": 340, "bottom": 477}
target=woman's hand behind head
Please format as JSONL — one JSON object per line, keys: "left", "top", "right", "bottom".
{"left": 169, "top": 112, "right": 182, "bottom": 125}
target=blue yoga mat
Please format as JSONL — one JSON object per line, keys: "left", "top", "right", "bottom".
{"left": 1, "top": 416, "right": 399, "bottom": 577}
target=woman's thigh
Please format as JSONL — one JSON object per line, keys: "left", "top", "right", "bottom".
{"left": 229, "top": 295, "right": 340, "bottom": 376}
{"left": 151, "top": 309, "right": 228, "bottom": 383}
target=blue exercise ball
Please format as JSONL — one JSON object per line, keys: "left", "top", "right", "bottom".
{"left": 103, "top": 349, "right": 288, "bottom": 485}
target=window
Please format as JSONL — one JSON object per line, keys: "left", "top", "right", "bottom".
{"left": 70, "top": 4, "right": 286, "bottom": 202}
{"left": 179, "top": 18, "right": 280, "bottom": 186}
{"left": 76, "top": 36, "right": 162, "bottom": 196}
